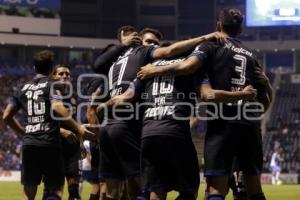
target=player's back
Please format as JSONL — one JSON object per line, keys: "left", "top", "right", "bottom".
{"left": 140, "top": 55, "right": 197, "bottom": 139}
{"left": 107, "top": 45, "right": 154, "bottom": 122}
{"left": 15, "top": 76, "right": 61, "bottom": 147}
{"left": 108, "top": 45, "right": 154, "bottom": 98}
{"left": 199, "top": 38, "right": 262, "bottom": 125}
{"left": 204, "top": 37, "right": 257, "bottom": 92}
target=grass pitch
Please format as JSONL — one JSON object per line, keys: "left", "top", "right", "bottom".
{"left": 0, "top": 182, "right": 299, "bottom": 200}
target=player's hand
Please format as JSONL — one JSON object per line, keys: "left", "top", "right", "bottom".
{"left": 78, "top": 125, "right": 96, "bottom": 141}
{"left": 121, "top": 31, "right": 142, "bottom": 46}
{"left": 203, "top": 31, "right": 227, "bottom": 44}
{"left": 254, "top": 67, "right": 269, "bottom": 86}
{"left": 137, "top": 64, "right": 159, "bottom": 80}
{"left": 242, "top": 85, "right": 257, "bottom": 101}
{"left": 66, "top": 132, "right": 78, "bottom": 144}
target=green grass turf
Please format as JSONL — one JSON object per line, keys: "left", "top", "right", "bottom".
{"left": 0, "top": 182, "right": 299, "bottom": 199}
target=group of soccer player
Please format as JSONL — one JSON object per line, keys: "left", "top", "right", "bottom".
{"left": 2, "top": 7, "right": 273, "bottom": 200}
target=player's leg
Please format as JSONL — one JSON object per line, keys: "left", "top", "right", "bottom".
{"left": 271, "top": 167, "right": 276, "bottom": 185}
{"left": 204, "top": 121, "right": 235, "bottom": 199}
{"left": 88, "top": 142, "right": 103, "bottom": 200}
{"left": 98, "top": 125, "right": 125, "bottom": 199}
{"left": 99, "top": 181, "right": 107, "bottom": 200}
{"left": 43, "top": 147, "right": 65, "bottom": 200}
{"left": 66, "top": 178, "right": 81, "bottom": 200}
{"left": 23, "top": 186, "right": 38, "bottom": 200}
{"left": 150, "top": 191, "right": 167, "bottom": 200}
{"left": 64, "top": 146, "right": 82, "bottom": 200}
{"left": 104, "top": 179, "right": 124, "bottom": 200}
{"left": 237, "top": 125, "right": 266, "bottom": 200}
{"left": 124, "top": 176, "right": 141, "bottom": 200}
{"left": 21, "top": 146, "right": 43, "bottom": 200}
{"left": 108, "top": 123, "right": 142, "bottom": 200}
{"left": 275, "top": 166, "right": 282, "bottom": 185}
{"left": 235, "top": 171, "right": 247, "bottom": 200}
{"left": 141, "top": 136, "right": 199, "bottom": 200}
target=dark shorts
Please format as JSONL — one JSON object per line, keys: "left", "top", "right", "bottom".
{"left": 90, "top": 142, "right": 99, "bottom": 169}
{"left": 21, "top": 145, "right": 64, "bottom": 187}
{"left": 82, "top": 169, "right": 100, "bottom": 184}
{"left": 141, "top": 135, "right": 200, "bottom": 193}
{"left": 204, "top": 121, "right": 263, "bottom": 176}
{"left": 62, "top": 139, "right": 81, "bottom": 179}
{"left": 98, "top": 122, "right": 141, "bottom": 180}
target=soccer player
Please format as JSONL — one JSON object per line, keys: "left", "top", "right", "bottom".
{"left": 2, "top": 50, "right": 94, "bottom": 200}
{"left": 97, "top": 57, "right": 256, "bottom": 200}
{"left": 52, "top": 64, "right": 82, "bottom": 200}
{"left": 93, "top": 25, "right": 141, "bottom": 74}
{"left": 98, "top": 28, "right": 226, "bottom": 200}
{"left": 86, "top": 77, "right": 109, "bottom": 200}
{"left": 137, "top": 8, "right": 273, "bottom": 200}
{"left": 270, "top": 147, "right": 283, "bottom": 185}
{"left": 139, "top": 28, "right": 162, "bottom": 46}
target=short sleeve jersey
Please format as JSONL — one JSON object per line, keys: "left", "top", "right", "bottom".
{"left": 11, "top": 76, "right": 62, "bottom": 147}
{"left": 132, "top": 55, "right": 198, "bottom": 139}
{"left": 107, "top": 45, "right": 155, "bottom": 121}
{"left": 191, "top": 37, "right": 264, "bottom": 126}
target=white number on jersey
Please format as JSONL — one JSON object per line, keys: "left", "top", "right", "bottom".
{"left": 231, "top": 54, "right": 247, "bottom": 86}
{"left": 108, "top": 57, "right": 129, "bottom": 90}
{"left": 152, "top": 75, "right": 174, "bottom": 95}
{"left": 25, "top": 90, "right": 45, "bottom": 116}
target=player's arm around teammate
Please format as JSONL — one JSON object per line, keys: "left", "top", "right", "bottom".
{"left": 200, "top": 84, "right": 257, "bottom": 103}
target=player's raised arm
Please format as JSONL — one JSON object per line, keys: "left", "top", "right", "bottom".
{"left": 2, "top": 104, "right": 25, "bottom": 136}
{"left": 93, "top": 26, "right": 141, "bottom": 74}
{"left": 200, "top": 83, "right": 257, "bottom": 103}
{"left": 151, "top": 31, "right": 226, "bottom": 59}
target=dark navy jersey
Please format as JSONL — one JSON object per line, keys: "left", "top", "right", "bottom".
{"left": 132, "top": 55, "right": 198, "bottom": 139}
{"left": 107, "top": 45, "right": 155, "bottom": 121}
{"left": 193, "top": 37, "right": 264, "bottom": 126}
{"left": 108, "top": 45, "right": 155, "bottom": 97}
{"left": 11, "top": 76, "right": 62, "bottom": 147}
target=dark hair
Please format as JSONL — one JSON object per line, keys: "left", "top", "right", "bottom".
{"left": 52, "top": 64, "right": 70, "bottom": 75}
{"left": 218, "top": 8, "right": 243, "bottom": 37}
{"left": 33, "top": 50, "right": 54, "bottom": 75}
{"left": 117, "top": 25, "right": 137, "bottom": 41}
{"left": 139, "top": 28, "right": 163, "bottom": 41}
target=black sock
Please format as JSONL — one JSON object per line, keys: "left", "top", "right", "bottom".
{"left": 250, "top": 193, "right": 266, "bottom": 200}
{"left": 208, "top": 195, "right": 224, "bottom": 200}
{"left": 68, "top": 184, "right": 80, "bottom": 200}
{"left": 89, "top": 194, "right": 100, "bottom": 200}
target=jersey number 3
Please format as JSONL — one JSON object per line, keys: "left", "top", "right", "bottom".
{"left": 231, "top": 54, "right": 246, "bottom": 86}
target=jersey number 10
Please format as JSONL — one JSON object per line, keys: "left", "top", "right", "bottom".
{"left": 152, "top": 75, "right": 175, "bottom": 95}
